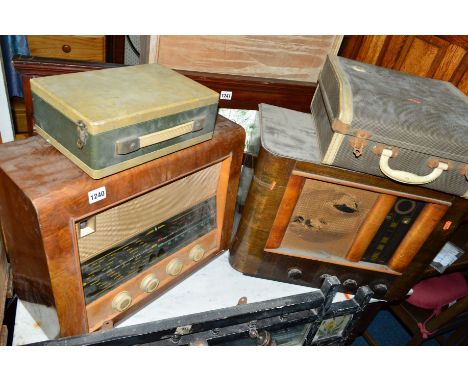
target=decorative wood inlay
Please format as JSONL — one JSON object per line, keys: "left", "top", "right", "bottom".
{"left": 387, "top": 203, "right": 449, "bottom": 273}
{"left": 346, "top": 194, "right": 398, "bottom": 262}
{"left": 265, "top": 175, "right": 305, "bottom": 249}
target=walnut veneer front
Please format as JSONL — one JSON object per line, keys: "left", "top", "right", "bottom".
{"left": 230, "top": 146, "right": 467, "bottom": 301}
{"left": 0, "top": 116, "right": 245, "bottom": 337}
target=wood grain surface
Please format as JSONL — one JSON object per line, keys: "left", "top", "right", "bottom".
{"left": 0, "top": 222, "right": 10, "bottom": 332}
{"left": 265, "top": 175, "right": 305, "bottom": 249}
{"left": 387, "top": 203, "right": 450, "bottom": 272}
{"left": 346, "top": 194, "right": 398, "bottom": 262}
{"left": 27, "top": 35, "right": 106, "bottom": 62}
{"left": 340, "top": 35, "right": 468, "bottom": 95}
{"left": 230, "top": 145, "right": 463, "bottom": 300}
{"left": 153, "top": 36, "right": 343, "bottom": 82}
{"left": 0, "top": 116, "right": 245, "bottom": 336}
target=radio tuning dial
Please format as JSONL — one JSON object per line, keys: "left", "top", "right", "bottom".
{"left": 189, "top": 245, "right": 205, "bottom": 262}
{"left": 112, "top": 291, "right": 132, "bottom": 312}
{"left": 140, "top": 274, "right": 160, "bottom": 293}
{"left": 166, "top": 258, "right": 183, "bottom": 276}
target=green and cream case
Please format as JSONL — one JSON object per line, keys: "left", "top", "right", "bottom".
{"left": 31, "top": 64, "right": 219, "bottom": 179}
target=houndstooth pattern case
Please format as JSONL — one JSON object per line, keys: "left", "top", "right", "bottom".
{"left": 313, "top": 55, "right": 468, "bottom": 198}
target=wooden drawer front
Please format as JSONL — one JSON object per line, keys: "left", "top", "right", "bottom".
{"left": 27, "top": 35, "right": 106, "bottom": 62}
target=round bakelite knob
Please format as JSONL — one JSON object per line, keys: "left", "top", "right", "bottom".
{"left": 112, "top": 291, "right": 132, "bottom": 312}
{"left": 62, "top": 44, "right": 71, "bottom": 53}
{"left": 166, "top": 259, "right": 183, "bottom": 276}
{"left": 373, "top": 283, "right": 388, "bottom": 295}
{"left": 189, "top": 245, "right": 205, "bottom": 262}
{"left": 140, "top": 274, "right": 160, "bottom": 293}
{"left": 287, "top": 268, "right": 303, "bottom": 280}
{"left": 343, "top": 279, "right": 358, "bottom": 291}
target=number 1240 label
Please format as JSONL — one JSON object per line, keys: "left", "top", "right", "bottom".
{"left": 88, "top": 186, "right": 107, "bottom": 204}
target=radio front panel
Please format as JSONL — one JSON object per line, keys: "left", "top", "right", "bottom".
{"left": 264, "top": 171, "right": 449, "bottom": 295}
{"left": 280, "top": 178, "right": 379, "bottom": 260}
{"left": 76, "top": 162, "right": 221, "bottom": 262}
{"left": 74, "top": 161, "right": 229, "bottom": 330}
{"left": 80, "top": 197, "right": 217, "bottom": 305}
{"left": 85, "top": 231, "right": 218, "bottom": 331}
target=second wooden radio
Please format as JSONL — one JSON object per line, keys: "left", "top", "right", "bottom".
{"left": 0, "top": 116, "right": 245, "bottom": 337}
{"left": 231, "top": 105, "right": 467, "bottom": 300}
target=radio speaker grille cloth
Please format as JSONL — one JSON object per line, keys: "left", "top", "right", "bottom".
{"left": 77, "top": 162, "right": 221, "bottom": 262}
{"left": 281, "top": 179, "right": 378, "bottom": 259}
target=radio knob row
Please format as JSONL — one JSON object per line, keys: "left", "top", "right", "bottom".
{"left": 140, "top": 274, "right": 160, "bottom": 293}
{"left": 112, "top": 291, "right": 132, "bottom": 312}
{"left": 111, "top": 245, "right": 206, "bottom": 312}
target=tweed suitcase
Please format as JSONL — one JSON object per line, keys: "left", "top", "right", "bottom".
{"left": 31, "top": 64, "right": 219, "bottom": 179}
{"left": 312, "top": 55, "right": 468, "bottom": 198}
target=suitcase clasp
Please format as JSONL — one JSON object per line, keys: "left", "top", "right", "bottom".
{"left": 349, "top": 131, "right": 371, "bottom": 157}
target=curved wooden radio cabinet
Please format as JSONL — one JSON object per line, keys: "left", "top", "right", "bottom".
{"left": 0, "top": 116, "right": 245, "bottom": 337}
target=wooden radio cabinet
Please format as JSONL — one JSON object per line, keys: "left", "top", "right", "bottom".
{"left": 0, "top": 117, "right": 244, "bottom": 337}
{"left": 230, "top": 105, "right": 468, "bottom": 301}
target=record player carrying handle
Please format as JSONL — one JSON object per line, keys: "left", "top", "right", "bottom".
{"left": 115, "top": 118, "right": 204, "bottom": 155}
{"left": 379, "top": 149, "right": 448, "bottom": 185}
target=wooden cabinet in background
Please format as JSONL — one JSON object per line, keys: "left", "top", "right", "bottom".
{"left": 339, "top": 35, "right": 468, "bottom": 95}
{"left": 143, "top": 35, "right": 343, "bottom": 83}
{"left": 27, "top": 35, "right": 106, "bottom": 62}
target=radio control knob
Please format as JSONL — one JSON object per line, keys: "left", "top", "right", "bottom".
{"left": 140, "top": 274, "right": 160, "bottom": 293}
{"left": 373, "top": 283, "right": 388, "bottom": 295}
{"left": 166, "top": 258, "right": 183, "bottom": 276}
{"left": 189, "top": 245, "right": 205, "bottom": 262}
{"left": 288, "top": 268, "right": 303, "bottom": 280}
{"left": 112, "top": 291, "right": 132, "bottom": 312}
{"left": 343, "top": 279, "right": 358, "bottom": 291}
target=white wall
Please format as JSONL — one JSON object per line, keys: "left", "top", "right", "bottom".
{"left": 0, "top": 49, "right": 15, "bottom": 143}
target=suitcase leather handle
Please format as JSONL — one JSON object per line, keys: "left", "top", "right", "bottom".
{"left": 379, "top": 149, "right": 448, "bottom": 184}
{"left": 115, "top": 118, "right": 204, "bottom": 155}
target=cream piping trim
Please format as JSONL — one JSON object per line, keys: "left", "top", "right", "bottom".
{"left": 327, "top": 54, "right": 353, "bottom": 126}
{"left": 322, "top": 132, "right": 345, "bottom": 165}
{"left": 35, "top": 125, "right": 213, "bottom": 179}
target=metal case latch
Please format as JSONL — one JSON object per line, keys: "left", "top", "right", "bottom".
{"left": 348, "top": 130, "right": 371, "bottom": 157}
{"left": 76, "top": 120, "right": 89, "bottom": 149}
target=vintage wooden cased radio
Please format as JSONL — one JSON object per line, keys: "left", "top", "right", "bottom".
{"left": 0, "top": 116, "right": 244, "bottom": 337}
{"left": 231, "top": 104, "right": 467, "bottom": 300}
